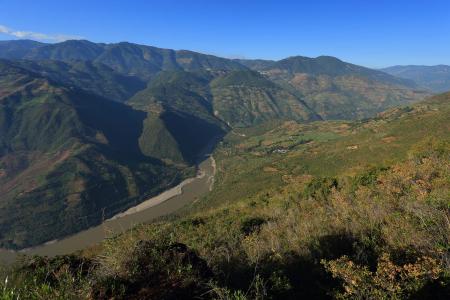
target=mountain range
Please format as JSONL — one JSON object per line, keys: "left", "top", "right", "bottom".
{"left": 0, "top": 39, "right": 431, "bottom": 120}
{"left": 0, "top": 39, "right": 434, "bottom": 249}
{"left": 382, "top": 64, "right": 450, "bottom": 93}
{"left": 1, "top": 38, "right": 449, "bottom": 299}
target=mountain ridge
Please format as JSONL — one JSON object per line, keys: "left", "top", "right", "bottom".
{"left": 0, "top": 39, "right": 430, "bottom": 120}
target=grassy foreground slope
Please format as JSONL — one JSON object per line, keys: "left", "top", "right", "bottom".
{"left": 2, "top": 93, "right": 449, "bottom": 299}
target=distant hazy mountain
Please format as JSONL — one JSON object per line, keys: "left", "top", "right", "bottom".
{"left": 381, "top": 65, "right": 450, "bottom": 93}
{"left": 0, "top": 39, "right": 44, "bottom": 59}
{"left": 239, "top": 56, "right": 428, "bottom": 120}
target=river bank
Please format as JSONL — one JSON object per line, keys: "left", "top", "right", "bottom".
{"left": 0, "top": 139, "right": 219, "bottom": 265}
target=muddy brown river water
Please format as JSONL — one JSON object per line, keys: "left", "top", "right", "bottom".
{"left": 0, "top": 143, "right": 217, "bottom": 265}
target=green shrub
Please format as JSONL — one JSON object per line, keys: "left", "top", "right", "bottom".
{"left": 92, "top": 240, "right": 213, "bottom": 299}
{"left": 303, "top": 177, "right": 339, "bottom": 201}
{"left": 0, "top": 255, "right": 92, "bottom": 299}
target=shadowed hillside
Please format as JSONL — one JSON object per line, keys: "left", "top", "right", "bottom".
{"left": 0, "top": 61, "right": 185, "bottom": 249}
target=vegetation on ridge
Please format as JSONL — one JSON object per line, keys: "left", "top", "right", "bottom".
{"left": 0, "top": 40, "right": 431, "bottom": 121}
{"left": 2, "top": 93, "right": 449, "bottom": 299}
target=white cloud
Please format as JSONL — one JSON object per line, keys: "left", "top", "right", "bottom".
{"left": 0, "top": 24, "right": 83, "bottom": 42}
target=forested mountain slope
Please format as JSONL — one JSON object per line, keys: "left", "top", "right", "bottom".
{"left": 0, "top": 60, "right": 184, "bottom": 249}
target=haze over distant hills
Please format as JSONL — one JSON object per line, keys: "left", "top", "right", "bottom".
{"left": 0, "top": 39, "right": 432, "bottom": 248}
{"left": 382, "top": 65, "right": 450, "bottom": 93}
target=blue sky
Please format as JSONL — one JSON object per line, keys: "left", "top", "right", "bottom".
{"left": 1, "top": 0, "right": 449, "bottom": 67}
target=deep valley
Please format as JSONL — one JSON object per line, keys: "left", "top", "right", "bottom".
{"left": 0, "top": 38, "right": 448, "bottom": 299}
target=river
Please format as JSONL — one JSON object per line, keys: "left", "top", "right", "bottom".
{"left": 0, "top": 142, "right": 217, "bottom": 265}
